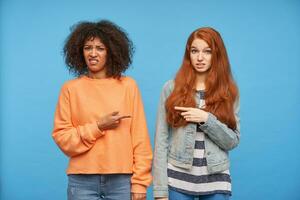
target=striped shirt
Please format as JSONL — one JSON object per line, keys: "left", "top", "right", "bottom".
{"left": 167, "top": 91, "right": 232, "bottom": 196}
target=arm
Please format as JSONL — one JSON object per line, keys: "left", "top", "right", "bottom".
{"left": 199, "top": 98, "right": 241, "bottom": 151}
{"left": 130, "top": 83, "right": 153, "bottom": 194}
{"left": 176, "top": 97, "right": 240, "bottom": 151}
{"left": 52, "top": 85, "right": 104, "bottom": 157}
{"left": 153, "top": 81, "right": 172, "bottom": 198}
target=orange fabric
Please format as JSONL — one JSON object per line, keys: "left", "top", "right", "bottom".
{"left": 52, "top": 75, "right": 153, "bottom": 193}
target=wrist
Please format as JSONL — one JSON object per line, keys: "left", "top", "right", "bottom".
{"left": 203, "top": 111, "right": 209, "bottom": 123}
{"left": 198, "top": 111, "right": 209, "bottom": 125}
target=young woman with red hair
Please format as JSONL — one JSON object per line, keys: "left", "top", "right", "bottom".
{"left": 153, "top": 27, "right": 240, "bottom": 200}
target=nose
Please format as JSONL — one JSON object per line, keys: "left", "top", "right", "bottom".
{"left": 91, "top": 48, "right": 97, "bottom": 57}
{"left": 197, "top": 52, "right": 204, "bottom": 61}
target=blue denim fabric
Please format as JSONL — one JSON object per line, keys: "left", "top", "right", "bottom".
{"left": 169, "top": 189, "right": 230, "bottom": 200}
{"left": 153, "top": 80, "right": 240, "bottom": 197}
{"left": 67, "top": 174, "right": 131, "bottom": 200}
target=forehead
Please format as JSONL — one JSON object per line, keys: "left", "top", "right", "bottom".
{"left": 84, "top": 37, "right": 104, "bottom": 45}
{"left": 191, "top": 38, "right": 209, "bottom": 49}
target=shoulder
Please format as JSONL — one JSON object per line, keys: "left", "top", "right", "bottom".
{"left": 120, "top": 76, "right": 138, "bottom": 88}
{"left": 60, "top": 77, "right": 83, "bottom": 91}
{"left": 163, "top": 80, "right": 174, "bottom": 89}
{"left": 157, "top": 79, "right": 174, "bottom": 99}
{"left": 162, "top": 80, "right": 174, "bottom": 93}
{"left": 234, "top": 95, "right": 240, "bottom": 112}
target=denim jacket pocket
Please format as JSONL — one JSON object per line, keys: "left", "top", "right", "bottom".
{"left": 205, "top": 136, "right": 229, "bottom": 173}
{"left": 169, "top": 124, "right": 196, "bottom": 165}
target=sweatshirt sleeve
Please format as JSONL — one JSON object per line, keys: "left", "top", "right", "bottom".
{"left": 52, "top": 84, "right": 105, "bottom": 157}
{"left": 129, "top": 82, "right": 153, "bottom": 194}
{"left": 199, "top": 97, "right": 241, "bottom": 151}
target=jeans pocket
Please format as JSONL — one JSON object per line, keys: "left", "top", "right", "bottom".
{"left": 67, "top": 175, "right": 98, "bottom": 200}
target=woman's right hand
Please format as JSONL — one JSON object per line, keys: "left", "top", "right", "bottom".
{"left": 155, "top": 198, "right": 168, "bottom": 200}
{"left": 97, "top": 111, "right": 131, "bottom": 131}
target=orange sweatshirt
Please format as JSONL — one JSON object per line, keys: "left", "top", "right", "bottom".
{"left": 52, "top": 75, "right": 153, "bottom": 193}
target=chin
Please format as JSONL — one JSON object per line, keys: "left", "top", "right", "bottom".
{"left": 195, "top": 68, "right": 209, "bottom": 73}
{"left": 88, "top": 66, "right": 105, "bottom": 72}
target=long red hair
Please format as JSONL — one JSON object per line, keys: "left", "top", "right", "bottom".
{"left": 166, "top": 27, "right": 238, "bottom": 129}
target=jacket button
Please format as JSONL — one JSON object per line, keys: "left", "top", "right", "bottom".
{"left": 207, "top": 152, "right": 211, "bottom": 155}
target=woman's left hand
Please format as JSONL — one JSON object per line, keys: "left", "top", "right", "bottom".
{"left": 175, "top": 106, "right": 208, "bottom": 123}
{"left": 131, "top": 193, "right": 146, "bottom": 200}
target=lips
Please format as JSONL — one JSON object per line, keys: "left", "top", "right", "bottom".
{"left": 89, "top": 59, "right": 99, "bottom": 65}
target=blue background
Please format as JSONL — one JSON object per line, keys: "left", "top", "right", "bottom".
{"left": 1, "top": 0, "right": 300, "bottom": 199}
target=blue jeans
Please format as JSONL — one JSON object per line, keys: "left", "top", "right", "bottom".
{"left": 169, "top": 189, "right": 230, "bottom": 200}
{"left": 67, "top": 174, "right": 131, "bottom": 200}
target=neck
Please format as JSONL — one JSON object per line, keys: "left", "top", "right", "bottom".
{"left": 195, "top": 72, "right": 207, "bottom": 91}
{"left": 88, "top": 70, "right": 106, "bottom": 79}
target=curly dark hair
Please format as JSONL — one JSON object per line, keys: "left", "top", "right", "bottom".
{"left": 63, "top": 20, "right": 134, "bottom": 78}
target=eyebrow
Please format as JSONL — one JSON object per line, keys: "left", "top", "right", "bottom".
{"left": 190, "top": 46, "right": 211, "bottom": 49}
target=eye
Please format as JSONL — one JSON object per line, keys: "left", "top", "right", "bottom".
{"left": 191, "top": 49, "right": 198, "bottom": 54}
{"left": 203, "top": 49, "right": 212, "bottom": 54}
{"left": 83, "top": 46, "right": 92, "bottom": 51}
{"left": 96, "top": 46, "right": 106, "bottom": 51}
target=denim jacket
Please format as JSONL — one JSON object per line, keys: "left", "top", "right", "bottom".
{"left": 152, "top": 80, "right": 240, "bottom": 197}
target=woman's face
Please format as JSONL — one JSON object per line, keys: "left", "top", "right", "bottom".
{"left": 83, "top": 37, "right": 107, "bottom": 74}
{"left": 190, "top": 38, "right": 212, "bottom": 73}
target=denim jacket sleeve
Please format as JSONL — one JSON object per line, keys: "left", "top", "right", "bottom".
{"left": 152, "top": 80, "right": 173, "bottom": 198}
{"left": 199, "top": 97, "right": 241, "bottom": 151}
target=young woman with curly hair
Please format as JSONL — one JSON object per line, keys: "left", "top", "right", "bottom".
{"left": 52, "top": 20, "right": 152, "bottom": 200}
{"left": 153, "top": 27, "right": 240, "bottom": 200}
